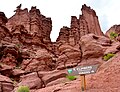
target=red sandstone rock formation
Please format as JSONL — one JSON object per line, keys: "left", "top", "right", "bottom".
{"left": 0, "top": 75, "right": 14, "bottom": 92}
{"left": 56, "top": 4, "right": 105, "bottom": 69}
{"left": 106, "top": 25, "right": 120, "bottom": 41}
{"left": 0, "top": 4, "right": 120, "bottom": 92}
{"left": 106, "top": 25, "right": 120, "bottom": 36}
{"left": 57, "top": 4, "right": 104, "bottom": 45}
{"left": 79, "top": 33, "right": 111, "bottom": 66}
{"left": 6, "top": 6, "right": 52, "bottom": 43}
{"left": 81, "top": 4, "right": 103, "bottom": 36}
{"left": 56, "top": 26, "right": 70, "bottom": 43}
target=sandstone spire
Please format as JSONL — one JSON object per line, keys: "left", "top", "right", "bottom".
{"left": 57, "top": 4, "right": 104, "bottom": 45}
{"left": 81, "top": 4, "right": 103, "bottom": 36}
{"left": 6, "top": 6, "right": 52, "bottom": 43}
{"left": 56, "top": 26, "right": 70, "bottom": 43}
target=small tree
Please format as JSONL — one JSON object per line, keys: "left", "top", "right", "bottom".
{"left": 103, "top": 53, "right": 115, "bottom": 61}
{"left": 110, "top": 32, "right": 118, "bottom": 39}
{"left": 17, "top": 86, "right": 30, "bottom": 92}
{"left": 66, "top": 75, "right": 76, "bottom": 81}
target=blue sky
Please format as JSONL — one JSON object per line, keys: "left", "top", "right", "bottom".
{"left": 0, "top": 0, "right": 120, "bottom": 41}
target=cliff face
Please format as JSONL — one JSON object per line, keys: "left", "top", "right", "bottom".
{"left": 3, "top": 4, "right": 104, "bottom": 46}
{"left": 57, "top": 4, "right": 104, "bottom": 45}
{"left": 0, "top": 4, "right": 106, "bottom": 77}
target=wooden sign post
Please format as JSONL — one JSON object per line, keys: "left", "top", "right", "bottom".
{"left": 80, "top": 74, "right": 86, "bottom": 91}
{"left": 67, "top": 65, "right": 98, "bottom": 91}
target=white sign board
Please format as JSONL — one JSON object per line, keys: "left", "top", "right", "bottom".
{"left": 67, "top": 65, "right": 99, "bottom": 75}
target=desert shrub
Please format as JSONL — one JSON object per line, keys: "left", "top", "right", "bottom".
{"left": 103, "top": 53, "right": 115, "bottom": 61}
{"left": 66, "top": 75, "right": 76, "bottom": 81}
{"left": 17, "top": 86, "right": 29, "bottom": 92}
{"left": 110, "top": 32, "right": 118, "bottom": 39}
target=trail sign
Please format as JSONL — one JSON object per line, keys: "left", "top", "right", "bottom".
{"left": 67, "top": 64, "right": 99, "bottom": 91}
{"left": 67, "top": 64, "right": 99, "bottom": 76}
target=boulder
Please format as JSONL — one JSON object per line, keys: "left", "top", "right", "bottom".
{"left": 104, "top": 42, "right": 120, "bottom": 54}
{"left": 0, "top": 64, "right": 13, "bottom": 76}
{"left": 80, "top": 34, "right": 111, "bottom": 65}
{"left": 0, "top": 75, "right": 13, "bottom": 92}
{"left": 12, "top": 69, "right": 25, "bottom": 76}
{"left": 18, "top": 72, "right": 42, "bottom": 89}
{"left": 38, "top": 70, "right": 67, "bottom": 86}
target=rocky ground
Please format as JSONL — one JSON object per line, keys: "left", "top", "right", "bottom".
{"left": 0, "top": 4, "right": 120, "bottom": 92}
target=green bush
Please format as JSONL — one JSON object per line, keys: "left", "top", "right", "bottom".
{"left": 17, "top": 86, "right": 30, "bottom": 92}
{"left": 103, "top": 53, "right": 115, "bottom": 61}
{"left": 66, "top": 75, "right": 76, "bottom": 81}
{"left": 110, "top": 32, "right": 118, "bottom": 39}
